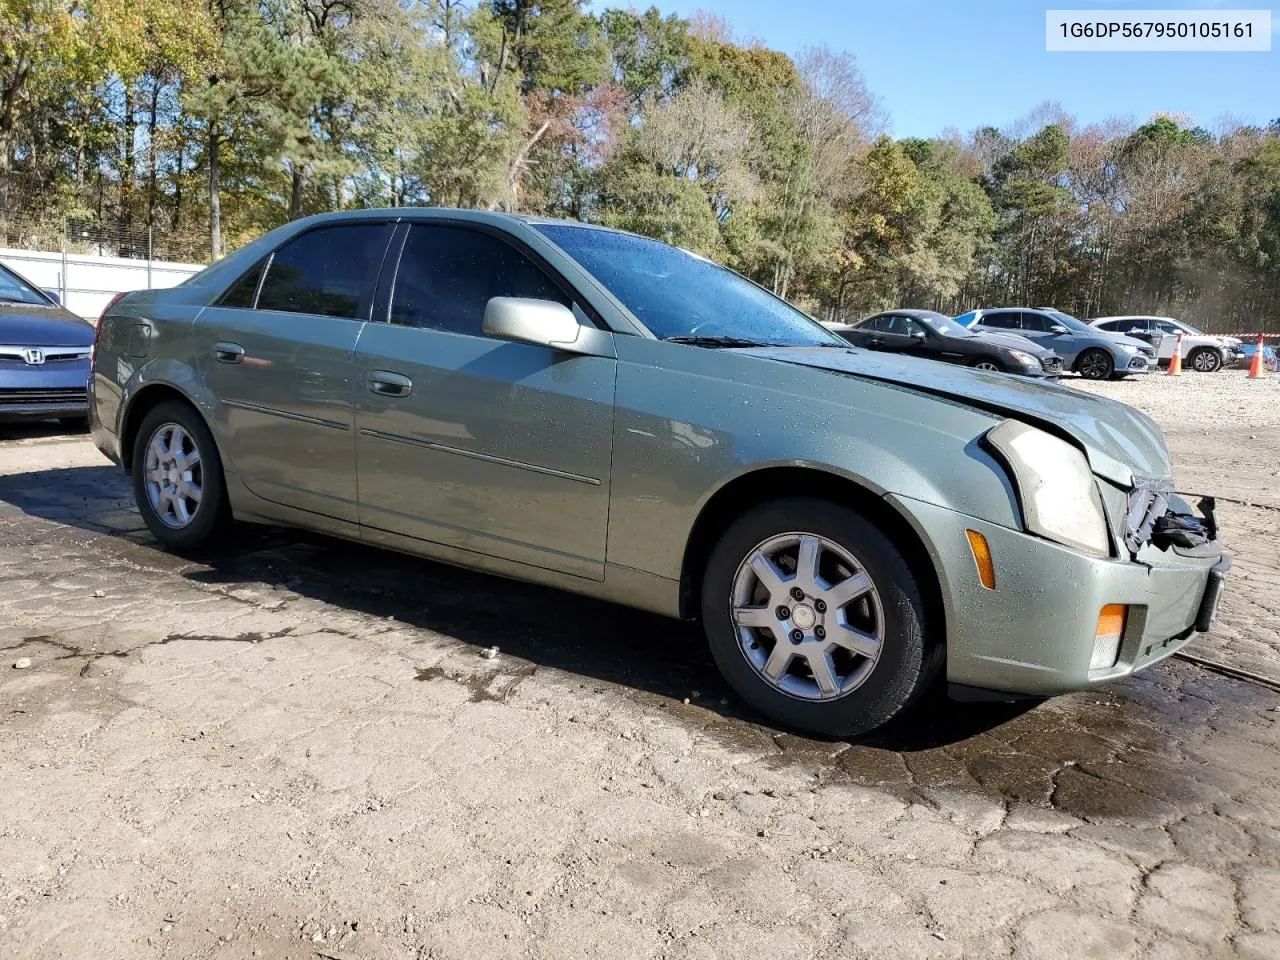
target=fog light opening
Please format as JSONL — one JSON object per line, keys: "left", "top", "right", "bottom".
{"left": 1091, "top": 603, "right": 1128, "bottom": 671}
{"left": 965, "top": 529, "right": 996, "bottom": 590}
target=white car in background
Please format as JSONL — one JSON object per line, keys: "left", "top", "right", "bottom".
{"left": 1089, "top": 316, "right": 1240, "bottom": 373}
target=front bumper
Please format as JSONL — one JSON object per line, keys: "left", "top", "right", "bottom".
{"left": 0, "top": 361, "right": 91, "bottom": 422}
{"left": 891, "top": 495, "right": 1225, "bottom": 697}
{"left": 1116, "top": 352, "right": 1154, "bottom": 374}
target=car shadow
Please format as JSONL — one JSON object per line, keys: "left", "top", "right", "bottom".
{"left": 0, "top": 463, "right": 1041, "bottom": 754}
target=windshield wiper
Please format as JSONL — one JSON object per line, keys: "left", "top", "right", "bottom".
{"left": 665, "top": 335, "right": 773, "bottom": 348}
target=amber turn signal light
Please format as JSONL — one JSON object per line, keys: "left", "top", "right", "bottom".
{"left": 965, "top": 529, "right": 996, "bottom": 589}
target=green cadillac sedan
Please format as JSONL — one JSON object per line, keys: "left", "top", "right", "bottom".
{"left": 90, "top": 209, "right": 1229, "bottom": 736}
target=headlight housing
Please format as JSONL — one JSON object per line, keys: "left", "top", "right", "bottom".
{"left": 985, "top": 420, "right": 1111, "bottom": 557}
{"left": 1119, "top": 344, "right": 1138, "bottom": 355}
{"left": 1008, "top": 350, "right": 1040, "bottom": 367}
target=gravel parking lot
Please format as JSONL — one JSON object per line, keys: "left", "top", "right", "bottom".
{"left": 2, "top": 370, "right": 1280, "bottom": 960}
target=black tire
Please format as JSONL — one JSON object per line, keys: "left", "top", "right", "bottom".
{"left": 1075, "top": 348, "right": 1114, "bottom": 381}
{"left": 1187, "top": 347, "right": 1222, "bottom": 373}
{"left": 969, "top": 357, "right": 1005, "bottom": 373}
{"left": 130, "top": 400, "right": 229, "bottom": 551}
{"left": 700, "top": 497, "right": 941, "bottom": 738}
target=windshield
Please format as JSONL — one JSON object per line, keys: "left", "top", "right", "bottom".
{"left": 533, "top": 224, "right": 846, "bottom": 347}
{"left": 915, "top": 312, "right": 972, "bottom": 338}
{"left": 1044, "top": 309, "right": 1093, "bottom": 333}
{"left": 0, "top": 263, "right": 52, "bottom": 306}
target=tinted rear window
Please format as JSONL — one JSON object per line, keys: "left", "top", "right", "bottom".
{"left": 257, "top": 223, "right": 391, "bottom": 319}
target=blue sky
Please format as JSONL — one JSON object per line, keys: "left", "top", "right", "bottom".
{"left": 648, "top": 0, "right": 1276, "bottom": 137}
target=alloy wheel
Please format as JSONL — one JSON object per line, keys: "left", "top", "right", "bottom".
{"left": 143, "top": 422, "right": 204, "bottom": 529}
{"left": 1192, "top": 350, "right": 1221, "bottom": 373}
{"left": 1078, "top": 351, "right": 1112, "bottom": 380}
{"left": 730, "top": 532, "right": 884, "bottom": 701}
{"left": 973, "top": 360, "right": 1002, "bottom": 371}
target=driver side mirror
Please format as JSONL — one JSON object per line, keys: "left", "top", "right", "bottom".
{"left": 1049, "top": 324, "right": 1069, "bottom": 334}
{"left": 910, "top": 330, "right": 928, "bottom": 342}
{"left": 483, "top": 297, "right": 594, "bottom": 354}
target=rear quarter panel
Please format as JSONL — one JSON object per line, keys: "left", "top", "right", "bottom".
{"left": 92, "top": 289, "right": 217, "bottom": 466}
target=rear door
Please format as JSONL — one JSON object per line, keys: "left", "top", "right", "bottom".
{"left": 353, "top": 222, "right": 617, "bottom": 580}
{"left": 194, "top": 220, "right": 395, "bottom": 523}
{"left": 976, "top": 310, "right": 1021, "bottom": 334}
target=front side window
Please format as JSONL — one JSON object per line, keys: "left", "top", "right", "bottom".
{"left": 534, "top": 224, "right": 844, "bottom": 348}
{"left": 391, "top": 225, "right": 571, "bottom": 335}
{"left": 1021, "top": 312, "right": 1053, "bottom": 333}
{"left": 257, "top": 223, "right": 392, "bottom": 319}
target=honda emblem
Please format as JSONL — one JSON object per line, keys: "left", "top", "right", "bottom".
{"left": 22, "top": 348, "right": 45, "bottom": 365}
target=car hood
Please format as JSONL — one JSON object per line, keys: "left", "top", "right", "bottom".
{"left": 0, "top": 303, "right": 94, "bottom": 346}
{"left": 970, "top": 331, "right": 1055, "bottom": 356}
{"left": 743, "top": 346, "right": 1169, "bottom": 484}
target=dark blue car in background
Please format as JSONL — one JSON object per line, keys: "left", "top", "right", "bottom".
{"left": 0, "top": 261, "right": 95, "bottom": 428}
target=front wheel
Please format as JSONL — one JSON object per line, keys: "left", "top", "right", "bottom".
{"left": 700, "top": 498, "right": 940, "bottom": 738}
{"left": 1075, "top": 348, "right": 1114, "bottom": 381}
{"left": 1188, "top": 347, "right": 1223, "bottom": 373}
{"left": 970, "top": 357, "right": 1005, "bottom": 373}
{"left": 131, "top": 400, "right": 229, "bottom": 551}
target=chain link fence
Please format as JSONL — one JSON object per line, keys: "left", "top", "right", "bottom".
{"left": 0, "top": 215, "right": 208, "bottom": 319}
{"left": 0, "top": 215, "right": 212, "bottom": 265}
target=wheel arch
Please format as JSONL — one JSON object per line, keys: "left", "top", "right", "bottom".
{"left": 677, "top": 466, "right": 947, "bottom": 641}
{"left": 120, "top": 382, "right": 208, "bottom": 474}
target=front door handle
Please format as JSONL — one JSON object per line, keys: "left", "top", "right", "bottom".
{"left": 368, "top": 371, "right": 413, "bottom": 398}
{"left": 214, "top": 341, "right": 245, "bottom": 364}
{"left": 868, "top": 337, "right": 884, "bottom": 348}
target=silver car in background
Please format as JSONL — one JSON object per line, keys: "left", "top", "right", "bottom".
{"left": 956, "top": 307, "right": 1156, "bottom": 380}
{"left": 1089, "top": 316, "right": 1239, "bottom": 372}
{"left": 90, "top": 210, "right": 1228, "bottom": 737}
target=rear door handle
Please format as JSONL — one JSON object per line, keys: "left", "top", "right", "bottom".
{"left": 214, "top": 342, "right": 245, "bottom": 364}
{"left": 868, "top": 337, "right": 884, "bottom": 347}
{"left": 368, "top": 371, "right": 413, "bottom": 398}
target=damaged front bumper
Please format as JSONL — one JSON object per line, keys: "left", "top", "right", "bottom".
{"left": 888, "top": 485, "right": 1229, "bottom": 699}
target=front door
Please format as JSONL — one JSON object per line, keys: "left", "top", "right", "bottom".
{"left": 354, "top": 223, "right": 616, "bottom": 580}
{"left": 195, "top": 221, "right": 394, "bottom": 523}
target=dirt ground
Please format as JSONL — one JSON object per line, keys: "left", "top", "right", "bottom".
{"left": 2, "top": 369, "right": 1279, "bottom": 960}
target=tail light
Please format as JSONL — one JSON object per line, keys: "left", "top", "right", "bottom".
{"left": 91, "top": 291, "right": 130, "bottom": 368}
{"left": 96, "top": 291, "right": 129, "bottom": 342}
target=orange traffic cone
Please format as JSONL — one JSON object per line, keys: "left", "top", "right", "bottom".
{"left": 1167, "top": 332, "right": 1183, "bottom": 375}
{"left": 1248, "top": 334, "right": 1265, "bottom": 379}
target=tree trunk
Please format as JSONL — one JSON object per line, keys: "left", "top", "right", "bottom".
{"left": 209, "top": 123, "right": 222, "bottom": 260}
{"left": 122, "top": 86, "right": 136, "bottom": 236}
{"left": 289, "top": 163, "right": 305, "bottom": 219}
{"left": 147, "top": 79, "right": 161, "bottom": 228}
{"left": 173, "top": 136, "right": 185, "bottom": 234}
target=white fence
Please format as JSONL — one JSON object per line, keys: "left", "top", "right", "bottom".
{"left": 0, "top": 247, "right": 205, "bottom": 320}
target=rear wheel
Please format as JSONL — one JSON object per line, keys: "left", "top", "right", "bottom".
{"left": 131, "top": 400, "right": 229, "bottom": 551}
{"left": 700, "top": 498, "right": 940, "bottom": 738}
{"left": 970, "top": 357, "right": 1005, "bottom": 373}
{"left": 1188, "top": 347, "right": 1222, "bottom": 373}
{"left": 1075, "top": 348, "right": 1114, "bottom": 381}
